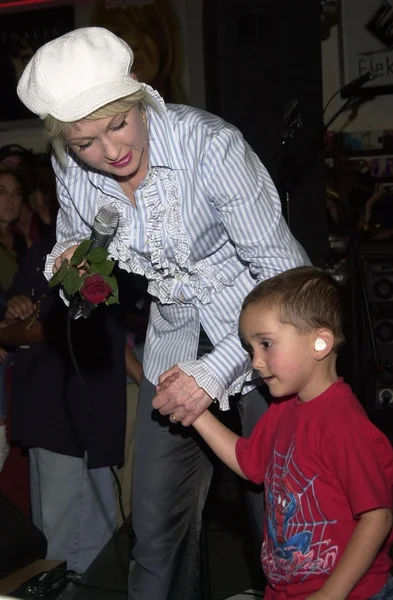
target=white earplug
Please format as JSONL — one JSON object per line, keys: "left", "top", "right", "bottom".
{"left": 314, "top": 338, "right": 327, "bottom": 352}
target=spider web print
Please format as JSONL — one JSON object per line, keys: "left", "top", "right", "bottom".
{"left": 262, "top": 437, "right": 339, "bottom": 584}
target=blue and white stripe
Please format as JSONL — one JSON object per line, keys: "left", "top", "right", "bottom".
{"left": 47, "top": 86, "right": 310, "bottom": 409}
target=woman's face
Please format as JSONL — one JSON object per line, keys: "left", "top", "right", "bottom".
{"left": 64, "top": 106, "right": 148, "bottom": 181}
{"left": 0, "top": 173, "right": 23, "bottom": 224}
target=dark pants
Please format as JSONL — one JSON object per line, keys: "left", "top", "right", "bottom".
{"left": 128, "top": 356, "right": 267, "bottom": 599}
{"left": 370, "top": 576, "right": 393, "bottom": 600}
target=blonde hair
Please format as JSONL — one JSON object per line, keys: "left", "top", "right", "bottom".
{"left": 242, "top": 266, "right": 345, "bottom": 351}
{"left": 44, "top": 89, "right": 158, "bottom": 167}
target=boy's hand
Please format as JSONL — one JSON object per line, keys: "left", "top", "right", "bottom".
{"left": 0, "top": 348, "right": 8, "bottom": 362}
{"left": 306, "top": 593, "right": 334, "bottom": 600}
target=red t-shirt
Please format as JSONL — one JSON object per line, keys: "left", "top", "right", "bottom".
{"left": 236, "top": 379, "right": 393, "bottom": 600}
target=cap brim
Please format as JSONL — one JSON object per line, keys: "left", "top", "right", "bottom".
{"left": 49, "top": 77, "right": 142, "bottom": 122}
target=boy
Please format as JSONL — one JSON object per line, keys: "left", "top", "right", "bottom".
{"left": 160, "top": 266, "right": 393, "bottom": 599}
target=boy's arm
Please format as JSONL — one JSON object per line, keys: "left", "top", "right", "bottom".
{"left": 307, "top": 508, "right": 392, "bottom": 600}
{"left": 193, "top": 411, "right": 246, "bottom": 479}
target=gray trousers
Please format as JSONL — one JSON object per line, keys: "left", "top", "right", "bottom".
{"left": 128, "top": 377, "right": 267, "bottom": 600}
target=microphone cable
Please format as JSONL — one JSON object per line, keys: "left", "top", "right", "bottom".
{"left": 65, "top": 313, "right": 136, "bottom": 575}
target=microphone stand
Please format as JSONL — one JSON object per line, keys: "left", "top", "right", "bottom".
{"left": 267, "top": 104, "right": 304, "bottom": 229}
{"left": 269, "top": 89, "right": 370, "bottom": 231}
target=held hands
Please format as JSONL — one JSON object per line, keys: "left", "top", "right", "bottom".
{"left": 153, "top": 366, "right": 213, "bottom": 427}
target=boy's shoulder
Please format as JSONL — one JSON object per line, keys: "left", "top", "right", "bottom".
{"left": 317, "top": 379, "right": 391, "bottom": 447}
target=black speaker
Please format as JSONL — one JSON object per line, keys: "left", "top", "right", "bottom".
{"left": 364, "top": 258, "right": 393, "bottom": 303}
{"left": 357, "top": 242, "right": 393, "bottom": 415}
{"left": 203, "top": 0, "right": 327, "bottom": 265}
{"left": 0, "top": 494, "right": 47, "bottom": 579}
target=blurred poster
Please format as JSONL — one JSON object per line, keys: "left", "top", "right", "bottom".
{"left": 90, "top": 0, "right": 186, "bottom": 103}
{"left": 0, "top": 6, "right": 75, "bottom": 122}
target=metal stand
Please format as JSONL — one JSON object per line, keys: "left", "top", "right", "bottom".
{"left": 267, "top": 100, "right": 304, "bottom": 229}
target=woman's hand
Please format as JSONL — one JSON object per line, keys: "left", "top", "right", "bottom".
{"left": 53, "top": 245, "right": 80, "bottom": 273}
{"left": 0, "top": 347, "right": 8, "bottom": 362}
{"left": 153, "top": 366, "right": 213, "bottom": 426}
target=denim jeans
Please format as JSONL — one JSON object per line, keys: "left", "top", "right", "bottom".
{"left": 370, "top": 576, "right": 393, "bottom": 600}
{"left": 29, "top": 448, "right": 117, "bottom": 573}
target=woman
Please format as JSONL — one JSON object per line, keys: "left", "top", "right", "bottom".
{"left": 0, "top": 166, "right": 30, "bottom": 472}
{"left": 17, "top": 27, "right": 310, "bottom": 600}
{"left": 0, "top": 167, "right": 30, "bottom": 292}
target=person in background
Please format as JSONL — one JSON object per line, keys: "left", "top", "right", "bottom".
{"left": 0, "top": 166, "right": 31, "bottom": 291}
{"left": 0, "top": 166, "right": 31, "bottom": 472}
{"left": 0, "top": 144, "right": 40, "bottom": 242}
{"left": 176, "top": 266, "right": 393, "bottom": 600}
{"left": 90, "top": 0, "right": 186, "bottom": 103}
{"left": 0, "top": 182, "right": 147, "bottom": 572}
{"left": 116, "top": 328, "right": 144, "bottom": 526}
{"left": 17, "top": 28, "right": 310, "bottom": 599}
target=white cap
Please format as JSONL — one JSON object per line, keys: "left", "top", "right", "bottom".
{"left": 17, "top": 27, "right": 142, "bottom": 122}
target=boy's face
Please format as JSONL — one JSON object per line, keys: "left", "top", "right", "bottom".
{"left": 239, "top": 304, "right": 317, "bottom": 400}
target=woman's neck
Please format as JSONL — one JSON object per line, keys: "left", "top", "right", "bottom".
{"left": 116, "top": 141, "right": 149, "bottom": 207}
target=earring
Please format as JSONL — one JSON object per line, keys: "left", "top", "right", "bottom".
{"left": 314, "top": 338, "right": 327, "bottom": 352}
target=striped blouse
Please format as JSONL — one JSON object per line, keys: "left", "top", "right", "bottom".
{"left": 46, "top": 85, "right": 310, "bottom": 409}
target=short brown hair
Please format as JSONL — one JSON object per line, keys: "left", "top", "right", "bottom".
{"left": 242, "top": 266, "right": 345, "bottom": 350}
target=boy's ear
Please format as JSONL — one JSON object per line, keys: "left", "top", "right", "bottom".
{"left": 313, "top": 329, "right": 334, "bottom": 360}
{"left": 130, "top": 72, "right": 138, "bottom": 81}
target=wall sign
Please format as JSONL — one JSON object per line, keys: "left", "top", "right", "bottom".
{"left": 340, "top": 0, "right": 393, "bottom": 96}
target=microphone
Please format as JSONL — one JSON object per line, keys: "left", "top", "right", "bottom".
{"left": 68, "top": 204, "right": 120, "bottom": 320}
{"left": 341, "top": 71, "right": 376, "bottom": 96}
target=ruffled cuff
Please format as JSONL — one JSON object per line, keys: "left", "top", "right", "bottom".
{"left": 178, "top": 360, "right": 255, "bottom": 411}
{"left": 44, "top": 237, "right": 86, "bottom": 282}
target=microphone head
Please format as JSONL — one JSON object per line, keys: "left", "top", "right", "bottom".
{"left": 93, "top": 204, "right": 120, "bottom": 236}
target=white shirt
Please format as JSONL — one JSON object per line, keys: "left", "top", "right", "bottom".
{"left": 46, "top": 86, "right": 311, "bottom": 409}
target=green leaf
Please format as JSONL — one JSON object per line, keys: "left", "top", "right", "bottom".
{"left": 90, "top": 259, "right": 115, "bottom": 276}
{"left": 106, "top": 294, "right": 119, "bottom": 305}
{"left": 48, "top": 259, "right": 69, "bottom": 288}
{"left": 70, "top": 240, "right": 92, "bottom": 266}
{"left": 104, "top": 275, "right": 119, "bottom": 300}
{"left": 63, "top": 266, "right": 82, "bottom": 296}
{"left": 87, "top": 247, "right": 109, "bottom": 264}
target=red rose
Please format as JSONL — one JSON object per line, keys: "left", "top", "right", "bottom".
{"left": 81, "top": 274, "right": 112, "bottom": 304}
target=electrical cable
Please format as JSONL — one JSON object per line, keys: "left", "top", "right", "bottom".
{"left": 66, "top": 315, "right": 130, "bottom": 530}
{"left": 322, "top": 89, "right": 341, "bottom": 116}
